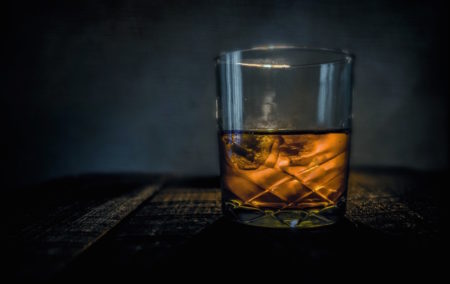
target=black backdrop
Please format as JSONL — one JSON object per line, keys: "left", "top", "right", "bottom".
{"left": 3, "top": 0, "right": 448, "bottom": 189}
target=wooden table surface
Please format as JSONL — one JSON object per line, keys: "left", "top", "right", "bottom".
{"left": 4, "top": 169, "right": 446, "bottom": 281}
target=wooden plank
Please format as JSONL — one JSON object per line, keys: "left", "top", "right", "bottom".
{"left": 4, "top": 174, "right": 164, "bottom": 282}
{"left": 346, "top": 169, "right": 442, "bottom": 237}
{"left": 63, "top": 180, "right": 222, "bottom": 279}
{"left": 62, "top": 170, "right": 445, "bottom": 281}
{"left": 6, "top": 170, "right": 445, "bottom": 281}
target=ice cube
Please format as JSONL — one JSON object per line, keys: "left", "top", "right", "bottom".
{"left": 283, "top": 133, "right": 348, "bottom": 167}
{"left": 223, "top": 134, "right": 274, "bottom": 170}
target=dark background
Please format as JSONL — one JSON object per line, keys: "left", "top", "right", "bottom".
{"left": 3, "top": 0, "right": 448, "bottom": 189}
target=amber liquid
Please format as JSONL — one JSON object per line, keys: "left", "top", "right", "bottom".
{"left": 220, "top": 130, "right": 350, "bottom": 228}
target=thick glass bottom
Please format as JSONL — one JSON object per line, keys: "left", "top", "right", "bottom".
{"left": 224, "top": 199, "right": 344, "bottom": 229}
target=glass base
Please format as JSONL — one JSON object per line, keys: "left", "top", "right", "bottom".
{"left": 224, "top": 200, "right": 344, "bottom": 229}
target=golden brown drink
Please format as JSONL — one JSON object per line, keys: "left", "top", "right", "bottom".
{"left": 220, "top": 130, "right": 350, "bottom": 228}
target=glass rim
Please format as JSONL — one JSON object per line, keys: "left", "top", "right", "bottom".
{"left": 215, "top": 45, "right": 354, "bottom": 68}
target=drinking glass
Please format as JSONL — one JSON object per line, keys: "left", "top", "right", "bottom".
{"left": 215, "top": 46, "right": 354, "bottom": 228}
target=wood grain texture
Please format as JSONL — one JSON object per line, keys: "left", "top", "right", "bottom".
{"left": 4, "top": 170, "right": 445, "bottom": 281}
{"left": 65, "top": 170, "right": 445, "bottom": 281}
{"left": 4, "top": 174, "right": 164, "bottom": 281}
{"left": 346, "top": 170, "right": 442, "bottom": 237}
{"left": 64, "top": 180, "right": 223, "bottom": 279}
